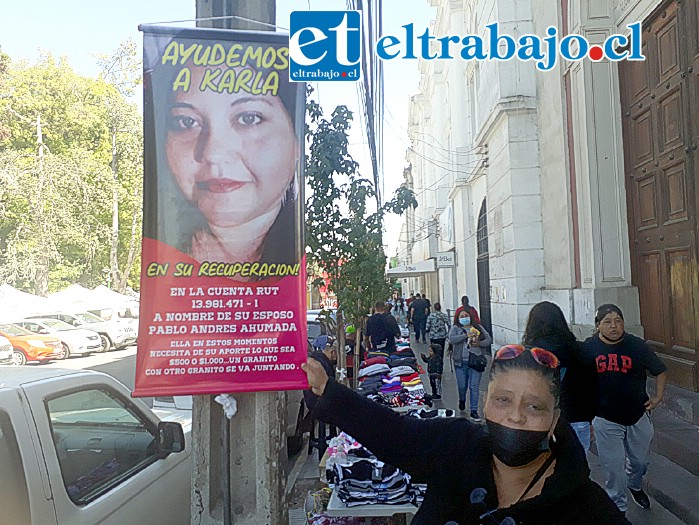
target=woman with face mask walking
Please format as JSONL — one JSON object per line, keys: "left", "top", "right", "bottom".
{"left": 302, "top": 345, "right": 629, "bottom": 524}
{"left": 448, "top": 310, "right": 491, "bottom": 419}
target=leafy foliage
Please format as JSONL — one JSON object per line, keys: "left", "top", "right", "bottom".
{"left": 0, "top": 45, "right": 143, "bottom": 295}
{"left": 305, "top": 88, "right": 416, "bottom": 330}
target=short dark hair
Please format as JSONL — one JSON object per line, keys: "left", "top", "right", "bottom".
{"left": 434, "top": 302, "right": 441, "bottom": 311}
{"left": 489, "top": 349, "right": 561, "bottom": 405}
{"left": 374, "top": 301, "right": 386, "bottom": 311}
{"left": 461, "top": 295, "right": 470, "bottom": 306}
{"left": 595, "top": 304, "right": 624, "bottom": 324}
{"left": 429, "top": 343, "right": 441, "bottom": 354}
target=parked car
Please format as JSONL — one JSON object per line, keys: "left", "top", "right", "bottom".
{"left": 307, "top": 309, "right": 336, "bottom": 348}
{"left": 0, "top": 324, "right": 61, "bottom": 366}
{"left": 28, "top": 312, "right": 137, "bottom": 351}
{"left": 0, "top": 367, "right": 190, "bottom": 524}
{"left": 14, "top": 318, "right": 102, "bottom": 359}
{"left": 0, "top": 335, "right": 12, "bottom": 365}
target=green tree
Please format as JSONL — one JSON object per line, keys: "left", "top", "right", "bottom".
{"left": 97, "top": 39, "right": 144, "bottom": 292}
{"left": 0, "top": 49, "right": 143, "bottom": 294}
{"left": 0, "top": 151, "right": 112, "bottom": 295}
{"left": 305, "top": 90, "right": 416, "bottom": 338}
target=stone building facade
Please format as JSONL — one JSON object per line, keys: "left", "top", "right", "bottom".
{"left": 398, "top": 0, "right": 698, "bottom": 391}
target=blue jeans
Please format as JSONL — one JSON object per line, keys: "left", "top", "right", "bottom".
{"left": 454, "top": 364, "right": 481, "bottom": 411}
{"left": 570, "top": 421, "right": 591, "bottom": 453}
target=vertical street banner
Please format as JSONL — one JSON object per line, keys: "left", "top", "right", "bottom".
{"left": 134, "top": 26, "right": 308, "bottom": 396}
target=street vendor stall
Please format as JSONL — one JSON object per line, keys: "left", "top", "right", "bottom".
{"left": 305, "top": 338, "right": 455, "bottom": 524}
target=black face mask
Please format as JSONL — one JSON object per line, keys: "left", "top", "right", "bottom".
{"left": 486, "top": 419, "right": 551, "bottom": 467}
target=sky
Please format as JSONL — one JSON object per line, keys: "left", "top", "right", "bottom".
{"left": 0, "top": 0, "right": 436, "bottom": 256}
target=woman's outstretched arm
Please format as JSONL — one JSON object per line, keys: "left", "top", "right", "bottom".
{"left": 302, "top": 358, "right": 472, "bottom": 480}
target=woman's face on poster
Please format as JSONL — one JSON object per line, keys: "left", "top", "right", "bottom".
{"left": 165, "top": 66, "right": 297, "bottom": 228}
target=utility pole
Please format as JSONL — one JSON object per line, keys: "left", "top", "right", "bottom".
{"left": 34, "top": 114, "right": 49, "bottom": 297}
{"left": 109, "top": 128, "right": 119, "bottom": 290}
{"left": 190, "top": 3, "right": 287, "bottom": 525}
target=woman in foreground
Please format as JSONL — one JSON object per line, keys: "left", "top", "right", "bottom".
{"left": 302, "top": 345, "right": 629, "bottom": 525}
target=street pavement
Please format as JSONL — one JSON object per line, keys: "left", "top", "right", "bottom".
{"left": 407, "top": 335, "right": 687, "bottom": 525}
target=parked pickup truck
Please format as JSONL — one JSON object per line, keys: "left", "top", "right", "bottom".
{"left": 0, "top": 367, "right": 191, "bottom": 525}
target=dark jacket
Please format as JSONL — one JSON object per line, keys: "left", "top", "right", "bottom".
{"left": 314, "top": 379, "right": 629, "bottom": 525}
{"left": 421, "top": 353, "right": 443, "bottom": 375}
{"left": 529, "top": 337, "right": 597, "bottom": 424}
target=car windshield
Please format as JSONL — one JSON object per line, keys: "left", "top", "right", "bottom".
{"left": 307, "top": 322, "right": 322, "bottom": 341}
{"left": 39, "top": 318, "right": 75, "bottom": 330}
{"left": 76, "top": 312, "right": 104, "bottom": 324}
{"left": 0, "top": 324, "right": 32, "bottom": 336}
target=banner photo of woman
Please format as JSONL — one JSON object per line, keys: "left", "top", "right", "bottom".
{"left": 134, "top": 25, "right": 308, "bottom": 397}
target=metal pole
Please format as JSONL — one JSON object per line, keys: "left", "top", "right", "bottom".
{"left": 222, "top": 411, "right": 231, "bottom": 525}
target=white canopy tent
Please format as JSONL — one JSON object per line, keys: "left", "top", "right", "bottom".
{"left": 0, "top": 284, "right": 53, "bottom": 322}
{"left": 47, "top": 284, "right": 138, "bottom": 315}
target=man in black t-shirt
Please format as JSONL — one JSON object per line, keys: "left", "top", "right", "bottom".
{"left": 582, "top": 304, "right": 667, "bottom": 514}
{"left": 410, "top": 295, "right": 429, "bottom": 344}
{"left": 364, "top": 301, "right": 401, "bottom": 353}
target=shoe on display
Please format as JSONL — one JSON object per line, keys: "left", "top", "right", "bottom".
{"left": 629, "top": 488, "right": 650, "bottom": 509}
{"left": 470, "top": 411, "right": 483, "bottom": 422}
{"left": 458, "top": 400, "right": 465, "bottom": 411}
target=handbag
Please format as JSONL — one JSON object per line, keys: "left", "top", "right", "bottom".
{"left": 467, "top": 352, "right": 487, "bottom": 372}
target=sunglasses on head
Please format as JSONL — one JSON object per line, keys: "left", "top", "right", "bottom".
{"left": 494, "top": 344, "right": 560, "bottom": 369}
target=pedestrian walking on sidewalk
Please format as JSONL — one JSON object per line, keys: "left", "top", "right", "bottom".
{"left": 425, "top": 302, "right": 449, "bottom": 357}
{"left": 583, "top": 304, "right": 668, "bottom": 514}
{"left": 453, "top": 295, "right": 481, "bottom": 326}
{"left": 421, "top": 344, "right": 444, "bottom": 399}
{"left": 364, "top": 301, "right": 401, "bottom": 354}
{"left": 390, "top": 298, "right": 408, "bottom": 329}
{"left": 302, "top": 345, "right": 630, "bottom": 525}
{"left": 522, "top": 301, "right": 597, "bottom": 451}
{"left": 448, "top": 310, "right": 492, "bottom": 420}
{"left": 410, "top": 294, "right": 429, "bottom": 344}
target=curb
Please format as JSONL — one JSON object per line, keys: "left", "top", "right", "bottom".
{"left": 646, "top": 452, "right": 699, "bottom": 525}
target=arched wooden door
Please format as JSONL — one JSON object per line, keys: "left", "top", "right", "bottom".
{"left": 476, "top": 199, "right": 492, "bottom": 338}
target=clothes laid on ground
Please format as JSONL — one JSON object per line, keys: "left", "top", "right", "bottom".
{"left": 314, "top": 379, "right": 630, "bottom": 525}
{"left": 405, "top": 408, "right": 455, "bottom": 419}
{"left": 388, "top": 366, "right": 417, "bottom": 378}
{"left": 325, "top": 432, "right": 419, "bottom": 508}
{"left": 388, "top": 357, "right": 418, "bottom": 369}
{"left": 361, "top": 356, "right": 388, "bottom": 368}
{"left": 358, "top": 363, "right": 391, "bottom": 379}
{"left": 366, "top": 351, "right": 390, "bottom": 360}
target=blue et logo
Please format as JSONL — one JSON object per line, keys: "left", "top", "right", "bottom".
{"left": 289, "top": 11, "right": 362, "bottom": 82}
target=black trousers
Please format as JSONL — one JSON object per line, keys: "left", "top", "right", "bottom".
{"left": 429, "top": 374, "right": 442, "bottom": 396}
{"left": 413, "top": 317, "right": 427, "bottom": 341}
